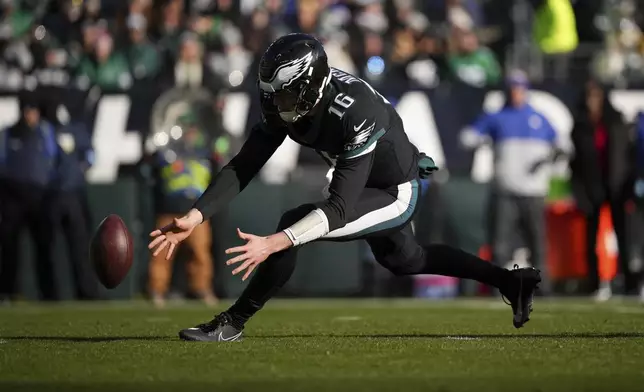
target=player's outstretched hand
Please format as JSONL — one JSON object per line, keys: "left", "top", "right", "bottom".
{"left": 148, "top": 209, "right": 203, "bottom": 260}
{"left": 225, "top": 229, "right": 273, "bottom": 281}
{"left": 226, "top": 228, "right": 293, "bottom": 281}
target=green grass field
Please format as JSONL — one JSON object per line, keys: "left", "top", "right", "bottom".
{"left": 1, "top": 298, "right": 644, "bottom": 392}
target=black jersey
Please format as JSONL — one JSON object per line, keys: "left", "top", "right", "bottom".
{"left": 194, "top": 68, "right": 421, "bottom": 231}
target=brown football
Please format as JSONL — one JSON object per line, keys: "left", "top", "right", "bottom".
{"left": 90, "top": 214, "right": 134, "bottom": 289}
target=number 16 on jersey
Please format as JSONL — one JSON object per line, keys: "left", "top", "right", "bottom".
{"left": 329, "top": 93, "right": 355, "bottom": 119}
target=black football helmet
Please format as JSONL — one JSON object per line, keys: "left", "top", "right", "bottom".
{"left": 258, "top": 33, "right": 330, "bottom": 123}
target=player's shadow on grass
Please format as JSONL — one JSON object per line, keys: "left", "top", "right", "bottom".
{"left": 4, "top": 332, "right": 644, "bottom": 342}
{"left": 2, "top": 336, "right": 173, "bottom": 342}
{"left": 253, "top": 332, "right": 644, "bottom": 339}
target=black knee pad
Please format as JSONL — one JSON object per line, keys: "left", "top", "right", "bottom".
{"left": 276, "top": 204, "right": 317, "bottom": 231}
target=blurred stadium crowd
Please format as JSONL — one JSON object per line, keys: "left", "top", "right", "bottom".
{"left": 2, "top": 0, "right": 644, "bottom": 305}
{"left": 1, "top": 0, "right": 642, "bottom": 94}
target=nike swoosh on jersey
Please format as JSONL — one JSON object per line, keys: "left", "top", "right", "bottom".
{"left": 349, "top": 122, "right": 376, "bottom": 147}
{"left": 353, "top": 119, "right": 367, "bottom": 132}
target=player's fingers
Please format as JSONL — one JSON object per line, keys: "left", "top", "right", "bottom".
{"left": 225, "top": 245, "right": 248, "bottom": 255}
{"left": 166, "top": 242, "right": 176, "bottom": 260}
{"left": 226, "top": 253, "right": 248, "bottom": 266}
{"left": 232, "top": 259, "right": 254, "bottom": 275}
{"left": 237, "top": 228, "right": 252, "bottom": 240}
{"left": 150, "top": 229, "right": 162, "bottom": 237}
{"left": 242, "top": 263, "right": 257, "bottom": 281}
{"left": 152, "top": 240, "right": 169, "bottom": 257}
{"left": 148, "top": 235, "right": 166, "bottom": 250}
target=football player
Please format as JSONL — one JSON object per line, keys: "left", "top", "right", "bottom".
{"left": 148, "top": 33, "right": 541, "bottom": 342}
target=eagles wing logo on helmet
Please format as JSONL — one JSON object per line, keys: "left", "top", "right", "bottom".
{"left": 260, "top": 52, "right": 314, "bottom": 92}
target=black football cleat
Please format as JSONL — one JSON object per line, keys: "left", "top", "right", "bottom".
{"left": 500, "top": 265, "right": 542, "bottom": 328}
{"left": 179, "top": 313, "right": 243, "bottom": 342}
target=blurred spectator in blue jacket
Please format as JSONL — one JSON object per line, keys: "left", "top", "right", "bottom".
{"left": 0, "top": 93, "right": 59, "bottom": 301}
{"left": 51, "top": 119, "right": 101, "bottom": 300}
{"left": 460, "top": 70, "right": 563, "bottom": 296}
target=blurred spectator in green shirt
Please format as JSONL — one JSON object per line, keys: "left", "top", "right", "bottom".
{"left": 447, "top": 27, "right": 501, "bottom": 87}
{"left": 155, "top": 0, "right": 187, "bottom": 65}
{"left": 0, "top": 0, "right": 35, "bottom": 41}
{"left": 126, "top": 12, "right": 161, "bottom": 81}
{"left": 75, "top": 32, "right": 132, "bottom": 91}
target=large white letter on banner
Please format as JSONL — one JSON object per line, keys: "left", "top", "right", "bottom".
{"left": 86, "top": 95, "right": 142, "bottom": 183}
{"left": 0, "top": 97, "right": 20, "bottom": 130}
{"left": 395, "top": 91, "right": 446, "bottom": 169}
